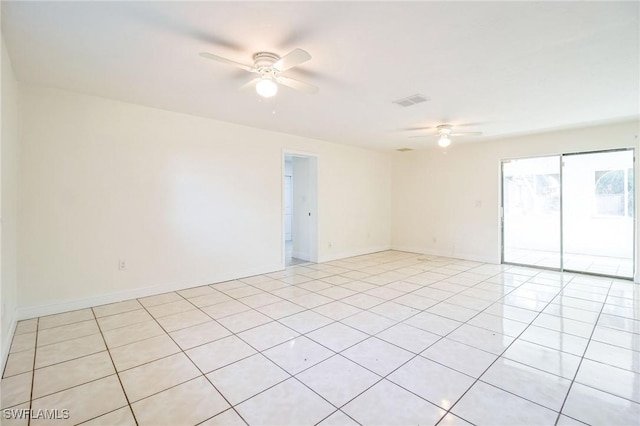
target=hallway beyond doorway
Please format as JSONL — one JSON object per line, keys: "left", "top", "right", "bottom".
{"left": 285, "top": 240, "right": 308, "bottom": 267}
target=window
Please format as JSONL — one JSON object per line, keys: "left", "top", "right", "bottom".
{"left": 595, "top": 168, "right": 633, "bottom": 217}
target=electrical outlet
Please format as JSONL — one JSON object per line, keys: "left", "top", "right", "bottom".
{"left": 118, "top": 259, "right": 126, "bottom": 271}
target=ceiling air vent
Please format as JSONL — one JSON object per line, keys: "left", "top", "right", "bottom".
{"left": 396, "top": 148, "right": 413, "bottom": 152}
{"left": 392, "top": 94, "right": 429, "bottom": 107}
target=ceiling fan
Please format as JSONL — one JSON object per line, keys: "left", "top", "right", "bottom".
{"left": 199, "top": 48, "right": 318, "bottom": 98}
{"left": 410, "top": 124, "right": 483, "bottom": 147}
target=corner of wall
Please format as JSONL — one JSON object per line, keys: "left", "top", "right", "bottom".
{"left": 390, "top": 245, "right": 500, "bottom": 265}
{"left": 318, "top": 245, "right": 392, "bottom": 263}
{"left": 0, "top": 311, "right": 17, "bottom": 374}
{"left": 1, "top": 33, "right": 22, "bottom": 373}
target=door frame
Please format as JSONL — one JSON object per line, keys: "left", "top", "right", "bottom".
{"left": 281, "top": 149, "right": 319, "bottom": 269}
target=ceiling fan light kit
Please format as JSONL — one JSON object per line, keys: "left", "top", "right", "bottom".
{"left": 409, "top": 123, "right": 483, "bottom": 148}
{"left": 438, "top": 135, "right": 451, "bottom": 147}
{"left": 437, "top": 124, "right": 453, "bottom": 148}
{"left": 199, "top": 48, "right": 318, "bottom": 99}
{"left": 256, "top": 77, "right": 278, "bottom": 98}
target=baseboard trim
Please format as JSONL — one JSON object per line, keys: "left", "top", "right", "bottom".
{"left": 1, "top": 310, "right": 18, "bottom": 376}
{"left": 17, "top": 263, "right": 283, "bottom": 321}
{"left": 390, "top": 245, "right": 499, "bottom": 264}
{"left": 291, "top": 250, "right": 310, "bottom": 261}
{"left": 318, "top": 245, "right": 392, "bottom": 263}
{"left": 13, "top": 246, "right": 505, "bottom": 322}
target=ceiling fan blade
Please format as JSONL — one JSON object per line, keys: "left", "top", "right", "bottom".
{"left": 277, "top": 76, "right": 319, "bottom": 94}
{"left": 239, "top": 78, "right": 260, "bottom": 91}
{"left": 408, "top": 134, "right": 437, "bottom": 139}
{"left": 450, "top": 132, "right": 483, "bottom": 136}
{"left": 403, "top": 126, "right": 433, "bottom": 131}
{"left": 199, "top": 52, "right": 256, "bottom": 72}
{"left": 455, "top": 121, "right": 490, "bottom": 127}
{"left": 273, "top": 48, "right": 311, "bottom": 71}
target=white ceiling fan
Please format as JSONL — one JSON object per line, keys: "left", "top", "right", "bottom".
{"left": 199, "top": 48, "right": 318, "bottom": 98}
{"left": 410, "top": 124, "right": 483, "bottom": 147}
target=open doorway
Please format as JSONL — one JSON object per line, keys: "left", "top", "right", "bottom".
{"left": 283, "top": 153, "right": 318, "bottom": 267}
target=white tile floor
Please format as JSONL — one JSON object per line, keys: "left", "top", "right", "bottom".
{"left": 2, "top": 250, "right": 639, "bottom": 425}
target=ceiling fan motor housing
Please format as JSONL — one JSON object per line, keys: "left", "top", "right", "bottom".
{"left": 437, "top": 124, "right": 453, "bottom": 136}
{"left": 253, "top": 52, "right": 280, "bottom": 74}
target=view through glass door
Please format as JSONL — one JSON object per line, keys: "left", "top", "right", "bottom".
{"left": 502, "top": 148, "right": 635, "bottom": 279}
{"left": 562, "top": 150, "right": 634, "bottom": 278}
{"left": 502, "top": 156, "right": 561, "bottom": 269}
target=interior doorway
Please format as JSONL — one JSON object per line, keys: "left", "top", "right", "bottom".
{"left": 283, "top": 153, "right": 318, "bottom": 267}
{"left": 501, "top": 148, "right": 635, "bottom": 279}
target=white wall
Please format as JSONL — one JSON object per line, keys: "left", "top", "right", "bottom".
{"left": 17, "top": 85, "right": 392, "bottom": 318}
{"left": 15, "top": 80, "right": 637, "bottom": 327}
{"left": 392, "top": 120, "right": 640, "bottom": 281}
{"left": 1, "top": 36, "right": 20, "bottom": 369}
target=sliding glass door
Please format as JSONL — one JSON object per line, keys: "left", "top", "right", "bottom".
{"left": 562, "top": 150, "right": 634, "bottom": 278}
{"left": 502, "top": 156, "right": 561, "bottom": 269}
{"left": 502, "top": 149, "right": 634, "bottom": 279}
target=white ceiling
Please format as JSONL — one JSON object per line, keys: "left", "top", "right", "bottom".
{"left": 2, "top": 1, "right": 638, "bottom": 150}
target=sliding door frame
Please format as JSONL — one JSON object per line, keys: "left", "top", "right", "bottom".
{"left": 501, "top": 147, "right": 635, "bottom": 280}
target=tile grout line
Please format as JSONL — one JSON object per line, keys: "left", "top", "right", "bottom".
{"left": 1, "top": 324, "right": 21, "bottom": 379}
{"left": 14, "top": 256, "right": 515, "bottom": 425}
{"left": 298, "top": 264, "right": 526, "bottom": 424}
{"left": 436, "top": 303, "right": 635, "bottom": 386}
{"left": 53, "top": 272, "right": 624, "bottom": 418}
{"left": 89, "top": 306, "right": 140, "bottom": 426}
{"left": 15, "top": 348, "right": 106, "bottom": 377}
{"left": 327, "top": 265, "right": 549, "bottom": 423}
{"left": 6, "top": 272, "right": 554, "bottom": 363}
{"left": 135, "top": 294, "right": 253, "bottom": 426}
{"left": 468, "top": 277, "right": 634, "bottom": 415}
{"left": 11, "top": 253, "right": 636, "bottom": 425}
{"left": 159, "top": 255, "right": 482, "bottom": 423}
{"left": 169, "top": 281, "right": 376, "bottom": 425}
{"left": 293, "top": 254, "right": 491, "bottom": 425}
{"left": 26, "top": 317, "right": 38, "bottom": 426}
{"left": 320, "top": 267, "right": 535, "bottom": 424}
{"left": 185, "top": 263, "right": 637, "bottom": 422}
{"left": 434, "top": 272, "right": 580, "bottom": 425}
{"left": 16, "top": 258, "right": 401, "bottom": 420}
{"left": 173, "top": 256, "right": 428, "bottom": 424}
{"left": 553, "top": 279, "right": 615, "bottom": 425}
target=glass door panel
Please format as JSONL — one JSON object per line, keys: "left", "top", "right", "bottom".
{"left": 502, "top": 156, "right": 562, "bottom": 268}
{"left": 562, "top": 150, "right": 634, "bottom": 278}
